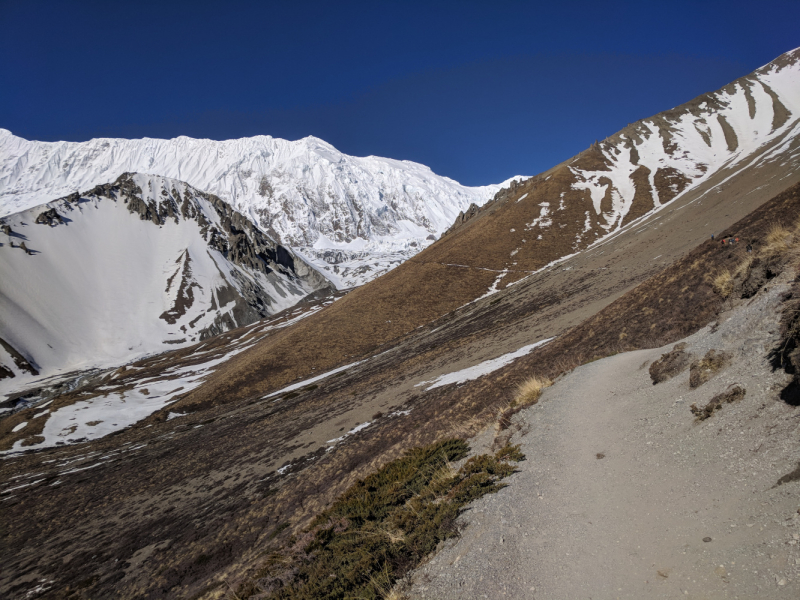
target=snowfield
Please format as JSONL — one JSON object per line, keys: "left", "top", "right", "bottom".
{"left": 0, "top": 341, "right": 257, "bottom": 454}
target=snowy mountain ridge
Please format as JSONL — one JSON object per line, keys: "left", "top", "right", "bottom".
{"left": 0, "top": 172, "right": 331, "bottom": 394}
{"left": 564, "top": 47, "right": 800, "bottom": 237}
{"left": 0, "top": 130, "right": 523, "bottom": 287}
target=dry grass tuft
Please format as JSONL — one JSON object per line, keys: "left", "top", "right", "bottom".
{"left": 429, "top": 454, "right": 459, "bottom": 491}
{"left": 379, "top": 526, "right": 406, "bottom": 545}
{"left": 712, "top": 269, "right": 733, "bottom": 298}
{"left": 733, "top": 254, "right": 755, "bottom": 278}
{"left": 764, "top": 223, "right": 792, "bottom": 255}
{"left": 512, "top": 376, "right": 552, "bottom": 408}
{"left": 368, "top": 564, "right": 408, "bottom": 600}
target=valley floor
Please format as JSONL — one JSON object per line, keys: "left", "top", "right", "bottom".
{"left": 406, "top": 281, "right": 800, "bottom": 599}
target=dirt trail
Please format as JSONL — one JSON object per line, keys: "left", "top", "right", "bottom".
{"left": 408, "top": 282, "right": 800, "bottom": 599}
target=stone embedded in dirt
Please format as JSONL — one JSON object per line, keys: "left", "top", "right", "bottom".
{"left": 649, "top": 343, "right": 692, "bottom": 384}
{"left": 690, "top": 385, "right": 746, "bottom": 420}
{"left": 689, "top": 349, "right": 732, "bottom": 388}
{"left": 703, "top": 537, "right": 712, "bottom": 542}
{"left": 774, "top": 462, "right": 800, "bottom": 487}
{"left": 596, "top": 453, "right": 605, "bottom": 459}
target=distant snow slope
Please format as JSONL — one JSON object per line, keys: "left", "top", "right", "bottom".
{"left": 0, "top": 130, "right": 522, "bottom": 288}
{"left": 0, "top": 173, "right": 330, "bottom": 393}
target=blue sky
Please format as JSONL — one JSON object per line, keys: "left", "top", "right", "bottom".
{"left": 1, "top": 0, "right": 798, "bottom": 185}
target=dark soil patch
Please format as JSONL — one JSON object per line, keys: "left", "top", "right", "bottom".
{"left": 779, "top": 381, "right": 800, "bottom": 407}
{"left": 769, "top": 270, "right": 800, "bottom": 404}
{"left": 775, "top": 462, "right": 800, "bottom": 487}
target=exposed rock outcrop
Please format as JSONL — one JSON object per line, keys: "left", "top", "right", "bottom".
{"left": 34, "top": 208, "right": 64, "bottom": 226}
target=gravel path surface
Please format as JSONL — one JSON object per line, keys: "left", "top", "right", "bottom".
{"left": 406, "top": 282, "right": 800, "bottom": 599}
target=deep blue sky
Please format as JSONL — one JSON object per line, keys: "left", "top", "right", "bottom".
{"left": 1, "top": 1, "right": 798, "bottom": 185}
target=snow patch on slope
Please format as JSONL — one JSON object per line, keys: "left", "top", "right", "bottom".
{"left": 1, "top": 341, "right": 256, "bottom": 453}
{"left": 416, "top": 338, "right": 554, "bottom": 390}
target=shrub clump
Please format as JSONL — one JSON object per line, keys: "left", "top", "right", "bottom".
{"left": 512, "top": 376, "right": 552, "bottom": 408}
{"left": 689, "top": 349, "right": 731, "bottom": 388}
{"left": 712, "top": 269, "right": 734, "bottom": 298}
{"left": 242, "top": 439, "right": 525, "bottom": 599}
{"left": 649, "top": 343, "right": 692, "bottom": 384}
{"left": 763, "top": 223, "right": 793, "bottom": 256}
{"left": 690, "top": 385, "right": 746, "bottom": 420}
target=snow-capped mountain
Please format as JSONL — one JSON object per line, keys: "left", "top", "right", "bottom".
{"left": 0, "top": 130, "right": 521, "bottom": 288}
{"left": 0, "top": 173, "right": 331, "bottom": 392}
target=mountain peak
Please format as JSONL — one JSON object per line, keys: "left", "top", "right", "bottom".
{"left": 0, "top": 130, "right": 517, "bottom": 288}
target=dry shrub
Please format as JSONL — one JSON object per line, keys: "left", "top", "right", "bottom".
{"left": 495, "top": 405, "right": 515, "bottom": 432}
{"left": 764, "top": 223, "right": 792, "bottom": 255}
{"left": 733, "top": 254, "right": 755, "bottom": 278}
{"left": 495, "top": 376, "right": 553, "bottom": 434}
{"left": 512, "top": 376, "right": 552, "bottom": 408}
{"left": 712, "top": 269, "right": 733, "bottom": 298}
{"left": 690, "top": 385, "right": 746, "bottom": 420}
{"left": 648, "top": 343, "right": 691, "bottom": 384}
{"left": 689, "top": 349, "right": 731, "bottom": 388}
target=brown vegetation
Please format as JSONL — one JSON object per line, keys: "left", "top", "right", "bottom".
{"left": 649, "top": 343, "right": 692, "bottom": 384}
{"left": 689, "top": 385, "right": 746, "bottom": 420}
{"left": 237, "top": 439, "right": 524, "bottom": 599}
{"left": 689, "top": 350, "right": 731, "bottom": 388}
{"left": 512, "top": 376, "right": 552, "bottom": 407}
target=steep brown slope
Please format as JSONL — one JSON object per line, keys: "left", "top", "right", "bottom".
{"left": 460, "top": 180, "right": 800, "bottom": 403}
{"left": 178, "top": 48, "right": 800, "bottom": 411}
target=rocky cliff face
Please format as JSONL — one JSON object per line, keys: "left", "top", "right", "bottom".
{"left": 0, "top": 172, "right": 331, "bottom": 394}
